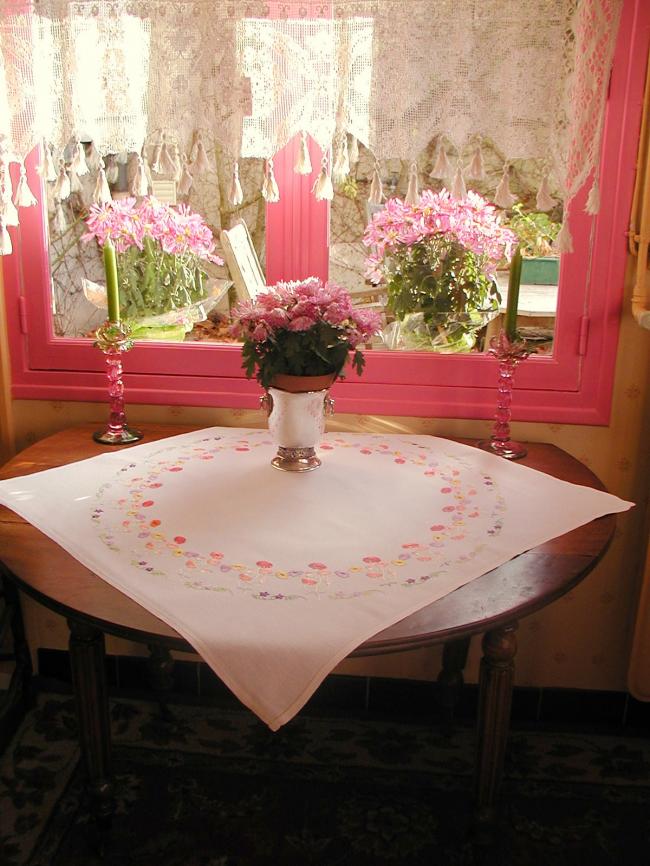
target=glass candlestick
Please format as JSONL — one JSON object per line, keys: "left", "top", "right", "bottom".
{"left": 478, "top": 331, "right": 531, "bottom": 460}
{"left": 93, "top": 320, "right": 143, "bottom": 445}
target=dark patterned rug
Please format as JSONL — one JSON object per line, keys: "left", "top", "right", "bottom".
{"left": 1, "top": 693, "right": 650, "bottom": 866}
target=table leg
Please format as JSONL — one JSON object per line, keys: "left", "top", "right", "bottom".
{"left": 474, "top": 622, "right": 518, "bottom": 829}
{"left": 67, "top": 618, "right": 114, "bottom": 829}
{"left": 436, "top": 637, "right": 471, "bottom": 734}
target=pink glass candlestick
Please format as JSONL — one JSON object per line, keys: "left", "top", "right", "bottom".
{"left": 93, "top": 321, "right": 143, "bottom": 445}
{"left": 478, "top": 331, "right": 531, "bottom": 460}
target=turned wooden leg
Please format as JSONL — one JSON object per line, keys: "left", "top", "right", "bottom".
{"left": 67, "top": 619, "right": 114, "bottom": 829}
{"left": 146, "top": 643, "right": 175, "bottom": 693}
{"left": 474, "top": 622, "right": 518, "bottom": 830}
{"left": 436, "top": 636, "right": 471, "bottom": 734}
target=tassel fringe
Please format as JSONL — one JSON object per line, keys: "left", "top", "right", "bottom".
{"left": 105, "top": 156, "right": 119, "bottom": 185}
{"left": 404, "top": 163, "right": 419, "bottom": 205}
{"left": 0, "top": 162, "right": 13, "bottom": 204}
{"left": 160, "top": 137, "right": 177, "bottom": 176}
{"left": 451, "top": 163, "right": 467, "bottom": 200}
{"left": 430, "top": 140, "right": 451, "bottom": 179}
{"left": 494, "top": 165, "right": 517, "bottom": 209}
{"left": 229, "top": 161, "right": 243, "bottom": 206}
{"left": 0, "top": 219, "right": 12, "bottom": 255}
{"left": 178, "top": 155, "right": 194, "bottom": 196}
{"left": 71, "top": 141, "right": 89, "bottom": 176}
{"left": 536, "top": 175, "right": 556, "bottom": 212}
{"left": 53, "top": 202, "right": 68, "bottom": 234}
{"left": 14, "top": 163, "right": 37, "bottom": 207}
{"left": 192, "top": 134, "right": 212, "bottom": 174}
{"left": 53, "top": 164, "right": 71, "bottom": 201}
{"left": 85, "top": 143, "right": 102, "bottom": 173}
{"left": 332, "top": 135, "right": 350, "bottom": 184}
{"left": 1, "top": 197, "right": 19, "bottom": 227}
{"left": 467, "top": 144, "right": 485, "bottom": 181}
{"left": 263, "top": 159, "right": 280, "bottom": 202}
{"left": 552, "top": 219, "right": 573, "bottom": 254}
{"left": 68, "top": 168, "right": 83, "bottom": 194}
{"left": 172, "top": 144, "right": 182, "bottom": 182}
{"left": 312, "top": 158, "right": 333, "bottom": 201}
{"left": 93, "top": 163, "right": 112, "bottom": 204}
{"left": 368, "top": 163, "right": 383, "bottom": 205}
{"left": 130, "top": 155, "right": 149, "bottom": 197}
{"left": 41, "top": 143, "right": 57, "bottom": 182}
{"left": 348, "top": 135, "right": 359, "bottom": 166}
{"left": 294, "top": 131, "right": 312, "bottom": 175}
{"left": 585, "top": 176, "right": 600, "bottom": 215}
{"left": 150, "top": 141, "right": 163, "bottom": 173}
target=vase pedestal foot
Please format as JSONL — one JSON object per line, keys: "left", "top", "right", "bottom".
{"left": 271, "top": 446, "right": 321, "bottom": 472}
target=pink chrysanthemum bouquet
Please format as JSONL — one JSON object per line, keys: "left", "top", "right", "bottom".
{"left": 83, "top": 197, "right": 223, "bottom": 321}
{"left": 363, "top": 189, "right": 517, "bottom": 347}
{"left": 230, "top": 278, "right": 382, "bottom": 389}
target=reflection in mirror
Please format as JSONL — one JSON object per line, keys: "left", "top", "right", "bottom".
{"left": 330, "top": 139, "right": 563, "bottom": 356}
{"left": 47, "top": 143, "right": 266, "bottom": 344}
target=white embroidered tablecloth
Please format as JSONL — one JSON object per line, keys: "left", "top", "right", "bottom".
{"left": 0, "top": 428, "right": 632, "bottom": 729}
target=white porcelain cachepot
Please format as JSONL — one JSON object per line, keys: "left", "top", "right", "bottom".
{"left": 262, "top": 374, "right": 336, "bottom": 471}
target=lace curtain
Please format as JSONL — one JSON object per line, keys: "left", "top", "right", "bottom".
{"left": 0, "top": 0, "right": 622, "bottom": 254}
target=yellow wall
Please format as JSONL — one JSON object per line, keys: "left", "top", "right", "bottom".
{"left": 9, "top": 257, "right": 650, "bottom": 691}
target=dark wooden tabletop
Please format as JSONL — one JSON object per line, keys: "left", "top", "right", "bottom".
{"left": 0, "top": 424, "right": 616, "bottom": 655}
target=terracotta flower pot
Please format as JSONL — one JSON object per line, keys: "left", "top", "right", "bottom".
{"left": 270, "top": 372, "right": 337, "bottom": 393}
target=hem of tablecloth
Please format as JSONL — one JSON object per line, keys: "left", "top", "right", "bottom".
{"left": 0, "top": 449, "right": 635, "bottom": 731}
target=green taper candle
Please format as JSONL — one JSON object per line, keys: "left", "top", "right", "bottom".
{"left": 504, "top": 246, "right": 522, "bottom": 340}
{"left": 103, "top": 238, "right": 120, "bottom": 323}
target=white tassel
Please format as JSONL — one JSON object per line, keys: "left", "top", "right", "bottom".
{"left": 189, "top": 132, "right": 200, "bottom": 164}
{"left": 41, "top": 143, "right": 57, "bottom": 182}
{"left": 159, "top": 137, "right": 177, "bottom": 176}
{"left": 192, "top": 134, "right": 212, "bottom": 174}
{"left": 585, "top": 176, "right": 600, "bottom": 215}
{"left": 143, "top": 155, "right": 153, "bottom": 190}
{"left": 294, "top": 131, "right": 312, "bottom": 175}
{"left": 150, "top": 140, "right": 163, "bottom": 173}
{"left": 404, "top": 163, "right": 419, "bottom": 205}
{"left": 494, "top": 165, "right": 517, "bottom": 209}
{"left": 178, "top": 154, "right": 194, "bottom": 196}
{"left": 368, "top": 164, "right": 383, "bottom": 205}
{"left": 0, "top": 219, "right": 12, "bottom": 255}
{"left": 262, "top": 158, "right": 280, "bottom": 202}
{"left": 311, "top": 158, "right": 333, "bottom": 201}
{"left": 332, "top": 135, "right": 350, "bottom": 184}
{"left": 130, "top": 155, "right": 149, "bottom": 197}
{"left": 53, "top": 202, "right": 68, "bottom": 234}
{"left": 430, "top": 140, "right": 451, "bottom": 179}
{"left": 85, "top": 142, "right": 102, "bottom": 173}
{"left": 467, "top": 144, "right": 485, "bottom": 181}
{"left": 451, "top": 163, "right": 467, "bottom": 200}
{"left": 53, "top": 164, "right": 71, "bottom": 201}
{"left": 0, "top": 162, "right": 13, "bottom": 204}
{"left": 68, "top": 168, "right": 83, "bottom": 193}
{"left": 93, "top": 162, "right": 112, "bottom": 204}
{"left": 116, "top": 151, "right": 129, "bottom": 165}
{"left": 536, "top": 175, "right": 556, "bottom": 212}
{"left": 172, "top": 144, "right": 182, "bottom": 182}
{"left": 71, "top": 141, "right": 89, "bottom": 176}
{"left": 229, "top": 161, "right": 243, "bottom": 205}
{"left": 1, "top": 197, "right": 19, "bottom": 227}
{"left": 14, "top": 163, "right": 37, "bottom": 207}
{"left": 105, "top": 156, "right": 119, "bottom": 184}
{"left": 348, "top": 135, "right": 359, "bottom": 166}
{"left": 552, "top": 219, "right": 573, "bottom": 254}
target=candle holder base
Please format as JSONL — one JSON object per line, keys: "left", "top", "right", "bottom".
{"left": 93, "top": 427, "right": 143, "bottom": 446}
{"left": 477, "top": 438, "right": 527, "bottom": 460}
